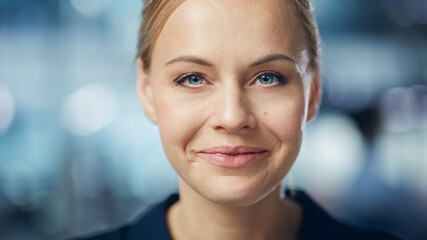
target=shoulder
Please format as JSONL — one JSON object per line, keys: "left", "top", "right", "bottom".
{"left": 328, "top": 223, "right": 405, "bottom": 240}
{"left": 70, "top": 194, "right": 178, "bottom": 240}
{"left": 287, "top": 190, "right": 406, "bottom": 240}
{"left": 341, "top": 227, "right": 405, "bottom": 240}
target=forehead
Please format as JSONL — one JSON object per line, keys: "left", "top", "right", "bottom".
{"left": 151, "top": 0, "right": 305, "bottom": 67}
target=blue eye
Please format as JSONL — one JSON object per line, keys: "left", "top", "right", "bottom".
{"left": 187, "top": 75, "right": 204, "bottom": 85}
{"left": 174, "top": 73, "right": 207, "bottom": 88}
{"left": 257, "top": 73, "right": 286, "bottom": 85}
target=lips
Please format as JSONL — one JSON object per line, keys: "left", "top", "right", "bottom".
{"left": 197, "top": 146, "right": 268, "bottom": 168}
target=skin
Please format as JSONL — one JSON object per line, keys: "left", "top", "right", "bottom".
{"left": 137, "top": 0, "right": 321, "bottom": 239}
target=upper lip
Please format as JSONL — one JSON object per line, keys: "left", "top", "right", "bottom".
{"left": 198, "top": 146, "right": 268, "bottom": 155}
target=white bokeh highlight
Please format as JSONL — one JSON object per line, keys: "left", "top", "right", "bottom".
{"left": 70, "top": 0, "right": 112, "bottom": 17}
{"left": 0, "top": 85, "right": 15, "bottom": 134}
{"left": 293, "top": 113, "right": 365, "bottom": 198}
{"left": 61, "top": 83, "right": 118, "bottom": 137}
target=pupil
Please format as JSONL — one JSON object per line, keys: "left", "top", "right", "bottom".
{"left": 189, "top": 76, "right": 202, "bottom": 85}
{"left": 260, "top": 74, "right": 273, "bottom": 84}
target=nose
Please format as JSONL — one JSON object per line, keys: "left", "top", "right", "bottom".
{"left": 209, "top": 83, "right": 257, "bottom": 133}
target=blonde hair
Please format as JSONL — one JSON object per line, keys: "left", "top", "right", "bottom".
{"left": 137, "top": 0, "right": 320, "bottom": 72}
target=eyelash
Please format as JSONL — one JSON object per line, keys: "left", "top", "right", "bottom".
{"left": 173, "top": 73, "right": 207, "bottom": 88}
{"left": 253, "top": 71, "right": 288, "bottom": 87}
{"left": 172, "top": 71, "right": 288, "bottom": 88}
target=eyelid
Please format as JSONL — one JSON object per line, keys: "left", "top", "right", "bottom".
{"left": 173, "top": 72, "right": 209, "bottom": 88}
{"left": 173, "top": 71, "right": 287, "bottom": 88}
{"left": 251, "top": 71, "right": 288, "bottom": 86}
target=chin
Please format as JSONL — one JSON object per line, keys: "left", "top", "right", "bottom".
{"left": 205, "top": 192, "right": 261, "bottom": 206}
{"left": 196, "top": 180, "right": 274, "bottom": 206}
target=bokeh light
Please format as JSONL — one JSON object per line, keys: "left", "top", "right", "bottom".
{"left": 70, "top": 0, "right": 112, "bottom": 17}
{"left": 61, "top": 83, "right": 118, "bottom": 137}
{"left": 294, "top": 113, "right": 364, "bottom": 198}
{"left": 0, "top": 85, "right": 15, "bottom": 134}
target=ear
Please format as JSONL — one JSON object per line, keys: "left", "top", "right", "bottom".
{"left": 136, "top": 58, "right": 158, "bottom": 123}
{"left": 306, "top": 71, "right": 322, "bottom": 122}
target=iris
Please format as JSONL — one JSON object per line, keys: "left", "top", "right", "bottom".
{"left": 188, "top": 75, "right": 203, "bottom": 85}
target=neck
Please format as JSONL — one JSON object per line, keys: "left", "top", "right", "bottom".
{"left": 167, "top": 180, "right": 302, "bottom": 240}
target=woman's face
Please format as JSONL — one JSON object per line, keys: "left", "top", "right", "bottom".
{"left": 138, "top": 0, "right": 320, "bottom": 205}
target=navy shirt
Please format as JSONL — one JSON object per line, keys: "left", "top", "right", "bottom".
{"left": 73, "top": 190, "right": 404, "bottom": 240}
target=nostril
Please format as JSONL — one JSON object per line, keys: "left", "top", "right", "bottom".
{"left": 210, "top": 113, "right": 257, "bottom": 132}
{"left": 209, "top": 89, "right": 258, "bottom": 132}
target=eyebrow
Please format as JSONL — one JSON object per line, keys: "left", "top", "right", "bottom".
{"left": 250, "top": 53, "right": 295, "bottom": 67}
{"left": 165, "top": 53, "right": 295, "bottom": 67}
{"left": 166, "top": 56, "right": 214, "bottom": 67}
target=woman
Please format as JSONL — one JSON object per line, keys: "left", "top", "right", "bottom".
{"left": 76, "top": 0, "right": 403, "bottom": 239}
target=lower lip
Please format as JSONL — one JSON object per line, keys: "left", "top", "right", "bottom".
{"left": 199, "top": 151, "right": 267, "bottom": 168}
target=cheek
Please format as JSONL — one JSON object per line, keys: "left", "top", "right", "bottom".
{"left": 156, "top": 101, "right": 188, "bottom": 149}
{"left": 276, "top": 99, "right": 306, "bottom": 138}
{"left": 261, "top": 94, "right": 306, "bottom": 177}
{"left": 266, "top": 98, "right": 305, "bottom": 158}
{"left": 256, "top": 90, "right": 307, "bottom": 141}
{"left": 155, "top": 93, "right": 208, "bottom": 155}
{"left": 155, "top": 99, "right": 192, "bottom": 176}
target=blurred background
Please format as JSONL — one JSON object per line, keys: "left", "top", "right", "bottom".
{"left": 0, "top": 0, "right": 426, "bottom": 239}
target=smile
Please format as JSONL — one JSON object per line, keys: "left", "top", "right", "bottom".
{"left": 198, "top": 146, "right": 268, "bottom": 169}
